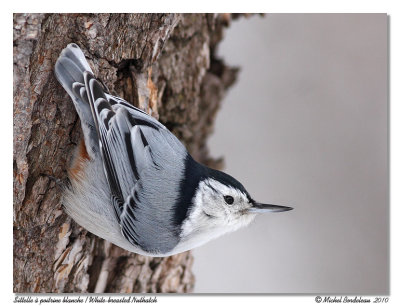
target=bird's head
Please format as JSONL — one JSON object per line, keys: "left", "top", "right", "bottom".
{"left": 177, "top": 168, "right": 292, "bottom": 251}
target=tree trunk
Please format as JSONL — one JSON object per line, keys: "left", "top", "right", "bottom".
{"left": 13, "top": 13, "right": 238, "bottom": 293}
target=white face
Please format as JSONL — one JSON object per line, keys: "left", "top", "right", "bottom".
{"left": 177, "top": 178, "right": 257, "bottom": 253}
{"left": 196, "top": 178, "right": 255, "bottom": 224}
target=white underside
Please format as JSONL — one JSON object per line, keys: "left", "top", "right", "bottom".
{"left": 63, "top": 158, "right": 155, "bottom": 256}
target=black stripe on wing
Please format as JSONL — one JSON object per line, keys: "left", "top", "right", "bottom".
{"left": 83, "top": 72, "right": 161, "bottom": 230}
{"left": 125, "top": 114, "right": 160, "bottom": 132}
{"left": 123, "top": 118, "right": 140, "bottom": 181}
{"left": 106, "top": 94, "right": 163, "bottom": 130}
{"left": 107, "top": 95, "right": 148, "bottom": 114}
{"left": 83, "top": 71, "right": 125, "bottom": 217}
{"left": 120, "top": 196, "right": 140, "bottom": 247}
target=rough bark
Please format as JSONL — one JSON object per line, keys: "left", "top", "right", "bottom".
{"left": 13, "top": 13, "right": 238, "bottom": 293}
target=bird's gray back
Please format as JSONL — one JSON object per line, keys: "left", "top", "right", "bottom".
{"left": 118, "top": 121, "right": 189, "bottom": 254}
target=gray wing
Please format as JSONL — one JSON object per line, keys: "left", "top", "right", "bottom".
{"left": 83, "top": 72, "right": 188, "bottom": 254}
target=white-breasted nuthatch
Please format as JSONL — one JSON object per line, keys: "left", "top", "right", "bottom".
{"left": 54, "top": 43, "right": 292, "bottom": 257}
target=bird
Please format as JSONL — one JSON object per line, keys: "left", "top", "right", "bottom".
{"left": 54, "top": 43, "right": 293, "bottom": 257}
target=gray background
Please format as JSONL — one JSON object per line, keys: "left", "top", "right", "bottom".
{"left": 192, "top": 14, "right": 388, "bottom": 294}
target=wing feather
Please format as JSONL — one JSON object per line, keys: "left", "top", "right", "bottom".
{"left": 83, "top": 72, "right": 188, "bottom": 254}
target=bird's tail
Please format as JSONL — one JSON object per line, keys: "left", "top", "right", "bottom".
{"left": 55, "top": 43, "right": 93, "bottom": 98}
{"left": 55, "top": 43, "right": 99, "bottom": 159}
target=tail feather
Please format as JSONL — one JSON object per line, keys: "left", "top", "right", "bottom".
{"left": 55, "top": 43, "right": 99, "bottom": 159}
{"left": 55, "top": 57, "right": 85, "bottom": 98}
{"left": 56, "top": 43, "right": 93, "bottom": 76}
{"left": 55, "top": 43, "right": 93, "bottom": 100}
{"left": 72, "top": 83, "right": 89, "bottom": 104}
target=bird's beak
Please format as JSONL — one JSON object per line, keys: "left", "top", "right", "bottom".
{"left": 247, "top": 202, "right": 293, "bottom": 214}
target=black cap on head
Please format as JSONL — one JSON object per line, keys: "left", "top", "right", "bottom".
{"left": 205, "top": 167, "right": 252, "bottom": 201}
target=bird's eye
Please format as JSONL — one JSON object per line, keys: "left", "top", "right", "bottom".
{"left": 224, "top": 195, "right": 234, "bottom": 205}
